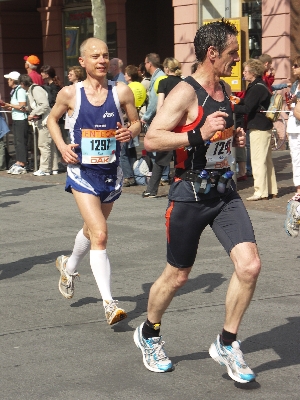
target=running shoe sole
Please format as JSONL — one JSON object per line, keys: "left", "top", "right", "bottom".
{"left": 107, "top": 308, "right": 127, "bottom": 325}
{"left": 56, "top": 256, "right": 73, "bottom": 299}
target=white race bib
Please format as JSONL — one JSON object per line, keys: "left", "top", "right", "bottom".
{"left": 205, "top": 127, "right": 234, "bottom": 169}
{"left": 81, "top": 129, "right": 117, "bottom": 165}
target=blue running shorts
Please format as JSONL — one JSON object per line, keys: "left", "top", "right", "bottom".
{"left": 165, "top": 189, "right": 256, "bottom": 268}
{"left": 65, "top": 164, "right": 123, "bottom": 203}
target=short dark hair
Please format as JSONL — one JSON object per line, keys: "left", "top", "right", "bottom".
{"left": 18, "top": 74, "right": 33, "bottom": 88}
{"left": 138, "top": 62, "right": 151, "bottom": 78}
{"left": 124, "top": 65, "right": 139, "bottom": 82}
{"left": 145, "top": 53, "right": 161, "bottom": 68}
{"left": 258, "top": 54, "right": 272, "bottom": 65}
{"left": 194, "top": 18, "right": 238, "bottom": 63}
{"left": 40, "top": 65, "right": 62, "bottom": 87}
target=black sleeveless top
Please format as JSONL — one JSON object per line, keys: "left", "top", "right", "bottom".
{"left": 173, "top": 76, "right": 234, "bottom": 173}
{"left": 169, "top": 77, "right": 235, "bottom": 202}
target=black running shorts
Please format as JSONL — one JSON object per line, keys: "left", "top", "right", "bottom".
{"left": 165, "top": 190, "right": 256, "bottom": 268}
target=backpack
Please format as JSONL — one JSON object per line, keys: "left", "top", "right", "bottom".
{"left": 266, "top": 91, "right": 284, "bottom": 122}
{"left": 256, "top": 83, "right": 283, "bottom": 122}
{"left": 32, "top": 84, "right": 57, "bottom": 108}
{"left": 133, "top": 155, "right": 153, "bottom": 185}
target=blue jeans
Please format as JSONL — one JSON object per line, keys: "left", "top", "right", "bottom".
{"left": 120, "top": 142, "right": 137, "bottom": 178}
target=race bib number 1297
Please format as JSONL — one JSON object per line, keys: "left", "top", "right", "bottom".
{"left": 81, "top": 129, "right": 116, "bottom": 164}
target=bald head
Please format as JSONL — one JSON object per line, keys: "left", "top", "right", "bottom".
{"left": 109, "top": 58, "right": 122, "bottom": 77}
{"left": 79, "top": 37, "right": 108, "bottom": 58}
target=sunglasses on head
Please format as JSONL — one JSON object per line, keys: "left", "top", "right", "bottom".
{"left": 293, "top": 64, "right": 299, "bottom": 68}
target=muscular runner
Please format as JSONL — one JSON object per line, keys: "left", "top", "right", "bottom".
{"left": 133, "top": 20, "right": 260, "bottom": 383}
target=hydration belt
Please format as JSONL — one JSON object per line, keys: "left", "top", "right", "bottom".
{"left": 175, "top": 168, "right": 230, "bottom": 183}
{"left": 175, "top": 168, "right": 232, "bottom": 194}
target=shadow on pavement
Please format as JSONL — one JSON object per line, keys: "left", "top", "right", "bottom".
{"left": 0, "top": 250, "right": 70, "bottom": 280}
{"left": 169, "top": 315, "right": 300, "bottom": 387}
{"left": 0, "top": 201, "right": 20, "bottom": 208}
{"left": 112, "top": 273, "right": 227, "bottom": 332}
{"left": 0, "top": 185, "right": 55, "bottom": 198}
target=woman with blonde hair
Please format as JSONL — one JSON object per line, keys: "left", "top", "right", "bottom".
{"left": 143, "top": 57, "right": 182, "bottom": 197}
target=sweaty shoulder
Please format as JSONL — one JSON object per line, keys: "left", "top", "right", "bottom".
{"left": 115, "top": 81, "right": 134, "bottom": 105}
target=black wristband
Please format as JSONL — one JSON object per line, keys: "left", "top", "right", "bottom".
{"left": 187, "top": 127, "right": 204, "bottom": 147}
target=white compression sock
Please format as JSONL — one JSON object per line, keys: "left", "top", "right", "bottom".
{"left": 90, "top": 249, "right": 113, "bottom": 303}
{"left": 66, "top": 229, "right": 90, "bottom": 274}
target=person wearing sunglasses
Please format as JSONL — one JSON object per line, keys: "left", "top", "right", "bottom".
{"left": 284, "top": 57, "right": 300, "bottom": 237}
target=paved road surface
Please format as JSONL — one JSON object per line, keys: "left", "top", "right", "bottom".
{"left": 0, "top": 150, "right": 299, "bottom": 399}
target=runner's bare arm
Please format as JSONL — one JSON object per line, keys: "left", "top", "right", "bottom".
{"left": 145, "top": 81, "right": 229, "bottom": 152}
{"left": 47, "top": 86, "right": 79, "bottom": 164}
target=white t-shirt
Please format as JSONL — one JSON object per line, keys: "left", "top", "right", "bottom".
{"left": 287, "top": 88, "right": 300, "bottom": 134}
{"left": 11, "top": 85, "right": 27, "bottom": 121}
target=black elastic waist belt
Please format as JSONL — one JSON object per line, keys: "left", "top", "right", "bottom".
{"left": 176, "top": 168, "right": 231, "bottom": 182}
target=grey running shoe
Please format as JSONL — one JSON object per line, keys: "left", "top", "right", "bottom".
{"left": 285, "top": 200, "right": 300, "bottom": 238}
{"left": 55, "top": 255, "right": 79, "bottom": 299}
{"left": 209, "top": 334, "right": 256, "bottom": 383}
{"left": 104, "top": 300, "right": 127, "bottom": 325}
{"left": 133, "top": 323, "right": 173, "bottom": 373}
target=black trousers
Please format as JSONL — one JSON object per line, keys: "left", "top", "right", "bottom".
{"left": 12, "top": 119, "right": 28, "bottom": 164}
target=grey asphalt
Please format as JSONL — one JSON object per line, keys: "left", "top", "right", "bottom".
{"left": 1, "top": 155, "right": 300, "bottom": 400}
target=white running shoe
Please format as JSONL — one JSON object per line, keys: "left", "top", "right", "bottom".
{"left": 11, "top": 165, "right": 27, "bottom": 175}
{"left": 104, "top": 300, "right": 127, "bottom": 325}
{"left": 7, "top": 163, "right": 17, "bottom": 174}
{"left": 133, "top": 322, "right": 173, "bottom": 373}
{"left": 209, "top": 334, "right": 256, "bottom": 383}
{"left": 55, "top": 255, "right": 79, "bottom": 299}
{"left": 33, "top": 169, "right": 50, "bottom": 176}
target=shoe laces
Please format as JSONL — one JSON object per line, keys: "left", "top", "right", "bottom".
{"left": 228, "top": 341, "right": 247, "bottom": 368}
{"left": 65, "top": 271, "right": 79, "bottom": 288}
{"left": 104, "top": 299, "right": 118, "bottom": 313}
{"left": 145, "top": 337, "right": 168, "bottom": 361}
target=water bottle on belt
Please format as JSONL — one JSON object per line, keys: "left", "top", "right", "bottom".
{"left": 195, "top": 170, "right": 211, "bottom": 194}
{"left": 217, "top": 170, "right": 234, "bottom": 193}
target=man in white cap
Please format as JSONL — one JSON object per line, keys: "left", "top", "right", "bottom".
{"left": 24, "top": 55, "right": 43, "bottom": 85}
{"left": 3, "top": 71, "right": 28, "bottom": 174}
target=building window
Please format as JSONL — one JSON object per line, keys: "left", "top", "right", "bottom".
{"left": 242, "top": 1, "right": 262, "bottom": 58}
{"left": 63, "top": 6, "right": 117, "bottom": 84}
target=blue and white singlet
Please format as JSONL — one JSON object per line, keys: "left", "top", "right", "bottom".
{"left": 68, "top": 80, "right": 124, "bottom": 173}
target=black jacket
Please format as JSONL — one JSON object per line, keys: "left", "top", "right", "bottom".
{"left": 234, "top": 77, "right": 273, "bottom": 131}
